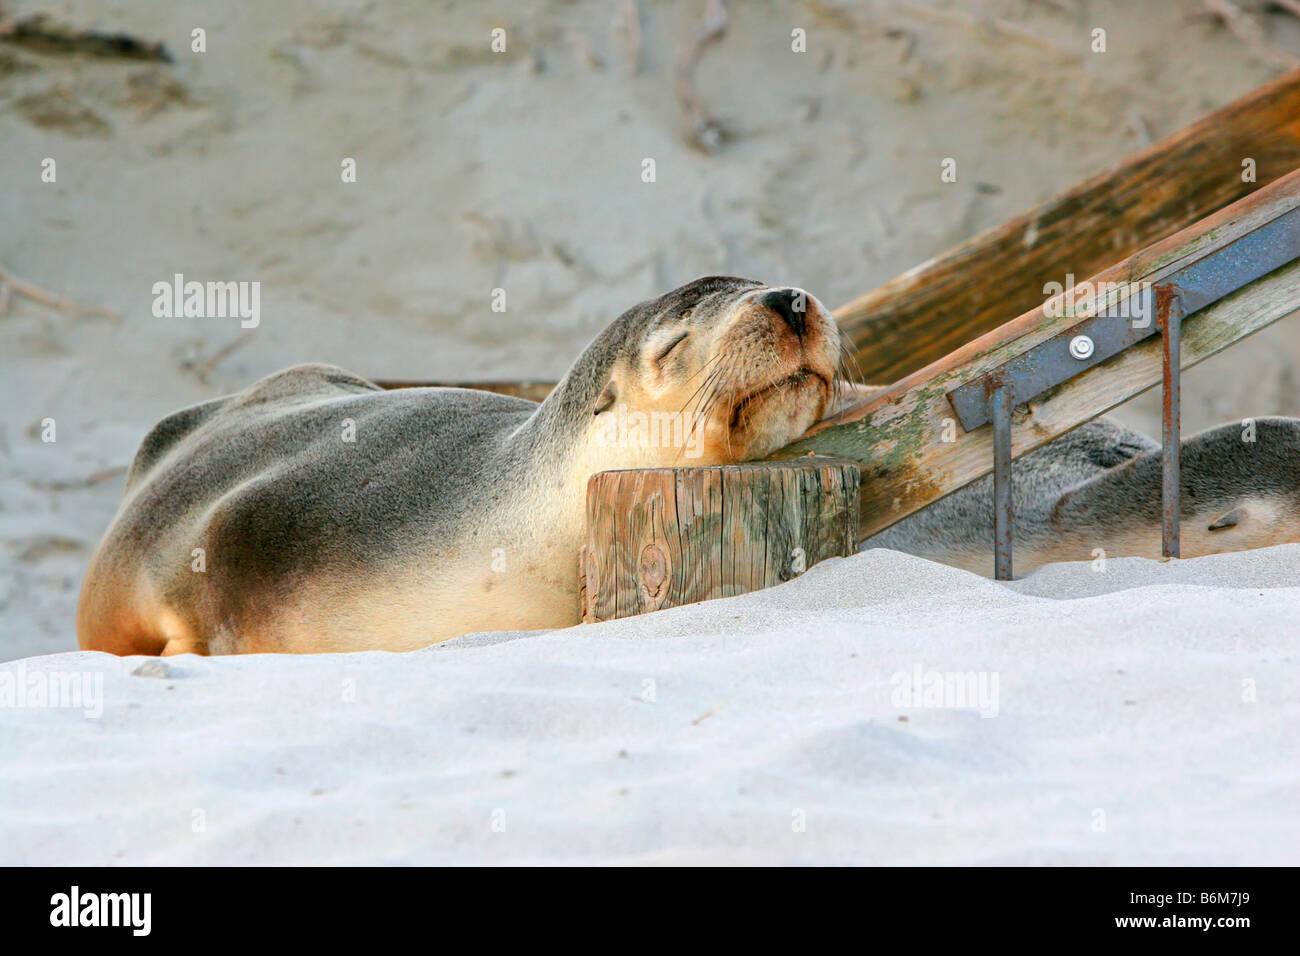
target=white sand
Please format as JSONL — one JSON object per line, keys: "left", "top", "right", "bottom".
{"left": 4, "top": 546, "right": 1298, "bottom": 865}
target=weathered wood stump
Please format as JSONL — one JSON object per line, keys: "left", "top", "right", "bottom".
{"left": 580, "top": 457, "right": 860, "bottom": 623}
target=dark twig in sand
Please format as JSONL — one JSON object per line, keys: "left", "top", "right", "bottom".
{"left": 675, "top": 0, "right": 729, "bottom": 152}
{"left": 883, "top": 25, "right": 917, "bottom": 64}
{"left": 181, "top": 332, "right": 255, "bottom": 384}
{"left": 1202, "top": 0, "right": 1299, "bottom": 69}
{"left": 0, "top": 262, "right": 118, "bottom": 320}
{"left": 0, "top": 8, "right": 172, "bottom": 62}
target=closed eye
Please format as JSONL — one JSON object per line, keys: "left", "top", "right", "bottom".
{"left": 654, "top": 332, "right": 689, "bottom": 364}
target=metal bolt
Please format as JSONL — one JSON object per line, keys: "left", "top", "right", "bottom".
{"left": 1068, "top": 334, "right": 1095, "bottom": 360}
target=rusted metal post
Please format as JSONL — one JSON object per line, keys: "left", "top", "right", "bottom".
{"left": 991, "top": 382, "right": 1014, "bottom": 580}
{"left": 1157, "top": 286, "right": 1183, "bottom": 559}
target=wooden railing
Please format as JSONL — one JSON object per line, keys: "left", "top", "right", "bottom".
{"left": 775, "top": 169, "right": 1300, "bottom": 572}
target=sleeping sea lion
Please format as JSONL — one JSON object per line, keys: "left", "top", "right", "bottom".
{"left": 866, "top": 416, "right": 1300, "bottom": 575}
{"left": 77, "top": 277, "right": 851, "bottom": 654}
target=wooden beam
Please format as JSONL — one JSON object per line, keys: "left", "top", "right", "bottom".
{"left": 835, "top": 67, "right": 1300, "bottom": 384}
{"left": 772, "top": 168, "right": 1300, "bottom": 542}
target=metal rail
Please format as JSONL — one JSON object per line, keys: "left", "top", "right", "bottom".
{"left": 946, "top": 203, "right": 1300, "bottom": 580}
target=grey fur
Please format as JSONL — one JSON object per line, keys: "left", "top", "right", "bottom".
{"left": 867, "top": 415, "right": 1300, "bottom": 570}
{"left": 88, "top": 276, "right": 768, "bottom": 644}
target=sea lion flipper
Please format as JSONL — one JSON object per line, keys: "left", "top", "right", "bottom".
{"left": 1207, "top": 507, "right": 1245, "bottom": 531}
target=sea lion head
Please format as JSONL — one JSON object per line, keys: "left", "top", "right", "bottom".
{"left": 558, "top": 276, "right": 844, "bottom": 468}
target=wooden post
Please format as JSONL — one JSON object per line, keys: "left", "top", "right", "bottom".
{"left": 581, "top": 458, "right": 859, "bottom": 623}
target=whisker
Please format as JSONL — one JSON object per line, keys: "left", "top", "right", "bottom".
{"left": 836, "top": 337, "right": 864, "bottom": 385}
{"left": 684, "top": 353, "right": 740, "bottom": 452}
{"left": 709, "top": 358, "right": 744, "bottom": 457}
{"left": 679, "top": 367, "right": 727, "bottom": 455}
{"left": 682, "top": 350, "right": 724, "bottom": 386}
{"left": 677, "top": 352, "right": 727, "bottom": 417}
{"left": 674, "top": 357, "right": 731, "bottom": 462}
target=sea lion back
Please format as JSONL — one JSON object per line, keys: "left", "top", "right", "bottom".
{"left": 77, "top": 364, "right": 537, "bottom": 655}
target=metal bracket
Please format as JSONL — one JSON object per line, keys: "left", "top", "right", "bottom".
{"left": 947, "top": 204, "right": 1300, "bottom": 432}
{"left": 945, "top": 202, "right": 1300, "bottom": 580}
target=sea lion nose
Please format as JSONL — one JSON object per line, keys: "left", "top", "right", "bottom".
{"left": 759, "top": 288, "right": 807, "bottom": 337}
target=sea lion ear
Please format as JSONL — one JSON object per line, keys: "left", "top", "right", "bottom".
{"left": 1207, "top": 507, "right": 1245, "bottom": 531}
{"left": 594, "top": 382, "right": 616, "bottom": 415}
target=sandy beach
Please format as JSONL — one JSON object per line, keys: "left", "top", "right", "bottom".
{"left": 4, "top": 546, "right": 1299, "bottom": 865}
{"left": 3, "top": 1, "right": 1300, "bottom": 866}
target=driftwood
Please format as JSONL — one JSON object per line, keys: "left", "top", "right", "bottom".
{"left": 774, "top": 168, "right": 1300, "bottom": 541}
{"left": 835, "top": 67, "right": 1300, "bottom": 384}
{"left": 581, "top": 458, "right": 859, "bottom": 622}
{"left": 0, "top": 261, "right": 119, "bottom": 320}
